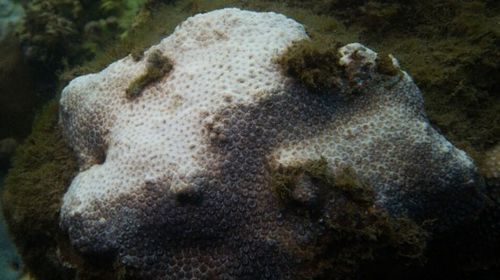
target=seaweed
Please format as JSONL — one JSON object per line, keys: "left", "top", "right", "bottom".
{"left": 276, "top": 37, "right": 345, "bottom": 94}
{"left": 2, "top": 101, "right": 78, "bottom": 279}
{"left": 125, "top": 50, "right": 173, "bottom": 100}
{"left": 375, "top": 53, "right": 400, "bottom": 76}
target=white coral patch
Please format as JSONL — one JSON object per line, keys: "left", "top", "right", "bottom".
{"left": 59, "top": 8, "right": 308, "bottom": 216}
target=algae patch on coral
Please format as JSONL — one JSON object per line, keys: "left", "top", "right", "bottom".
{"left": 276, "top": 37, "right": 345, "bottom": 94}
{"left": 283, "top": 0, "right": 499, "bottom": 154}
{"left": 375, "top": 53, "right": 400, "bottom": 76}
{"left": 125, "top": 50, "right": 173, "bottom": 99}
{"left": 271, "top": 158, "right": 427, "bottom": 279}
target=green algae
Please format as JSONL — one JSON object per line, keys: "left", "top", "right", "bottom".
{"left": 2, "top": 101, "right": 78, "bottom": 279}
{"left": 126, "top": 50, "right": 173, "bottom": 99}
{"left": 276, "top": 38, "right": 345, "bottom": 94}
{"left": 379, "top": 34, "right": 499, "bottom": 152}
{"left": 375, "top": 53, "right": 400, "bottom": 76}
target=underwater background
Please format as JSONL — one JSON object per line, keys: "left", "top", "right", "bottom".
{"left": 0, "top": 0, "right": 498, "bottom": 279}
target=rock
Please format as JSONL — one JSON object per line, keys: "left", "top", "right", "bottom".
{"left": 59, "top": 8, "right": 486, "bottom": 279}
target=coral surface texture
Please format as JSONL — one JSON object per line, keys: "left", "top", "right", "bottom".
{"left": 59, "top": 8, "right": 486, "bottom": 279}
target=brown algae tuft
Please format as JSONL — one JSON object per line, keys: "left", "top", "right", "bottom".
{"left": 375, "top": 52, "right": 400, "bottom": 76}
{"left": 276, "top": 37, "right": 346, "bottom": 94}
{"left": 125, "top": 50, "right": 173, "bottom": 99}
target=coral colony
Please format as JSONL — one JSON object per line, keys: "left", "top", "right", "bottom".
{"left": 58, "top": 9, "right": 486, "bottom": 279}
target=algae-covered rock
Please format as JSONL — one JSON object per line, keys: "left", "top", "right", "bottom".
{"left": 19, "top": 0, "right": 145, "bottom": 70}
{"left": 2, "top": 101, "right": 79, "bottom": 280}
{"left": 57, "top": 8, "right": 485, "bottom": 279}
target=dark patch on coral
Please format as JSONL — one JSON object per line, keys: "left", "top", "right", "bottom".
{"left": 60, "top": 57, "right": 486, "bottom": 278}
{"left": 209, "top": 88, "right": 429, "bottom": 279}
{"left": 59, "top": 83, "right": 365, "bottom": 278}
{"left": 176, "top": 187, "right": 203, "bottom": 206}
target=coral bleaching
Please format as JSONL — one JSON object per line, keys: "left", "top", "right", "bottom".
{"left": 59, "top": 8, "right": 486, "bottom": 279}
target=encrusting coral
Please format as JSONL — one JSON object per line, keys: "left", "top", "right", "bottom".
{"left": 55, "top": 8, "right": 487, "bottom": 279}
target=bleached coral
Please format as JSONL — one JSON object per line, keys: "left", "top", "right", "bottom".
{"left": 59, "top": 8, "right": 485, "bottom": 279}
